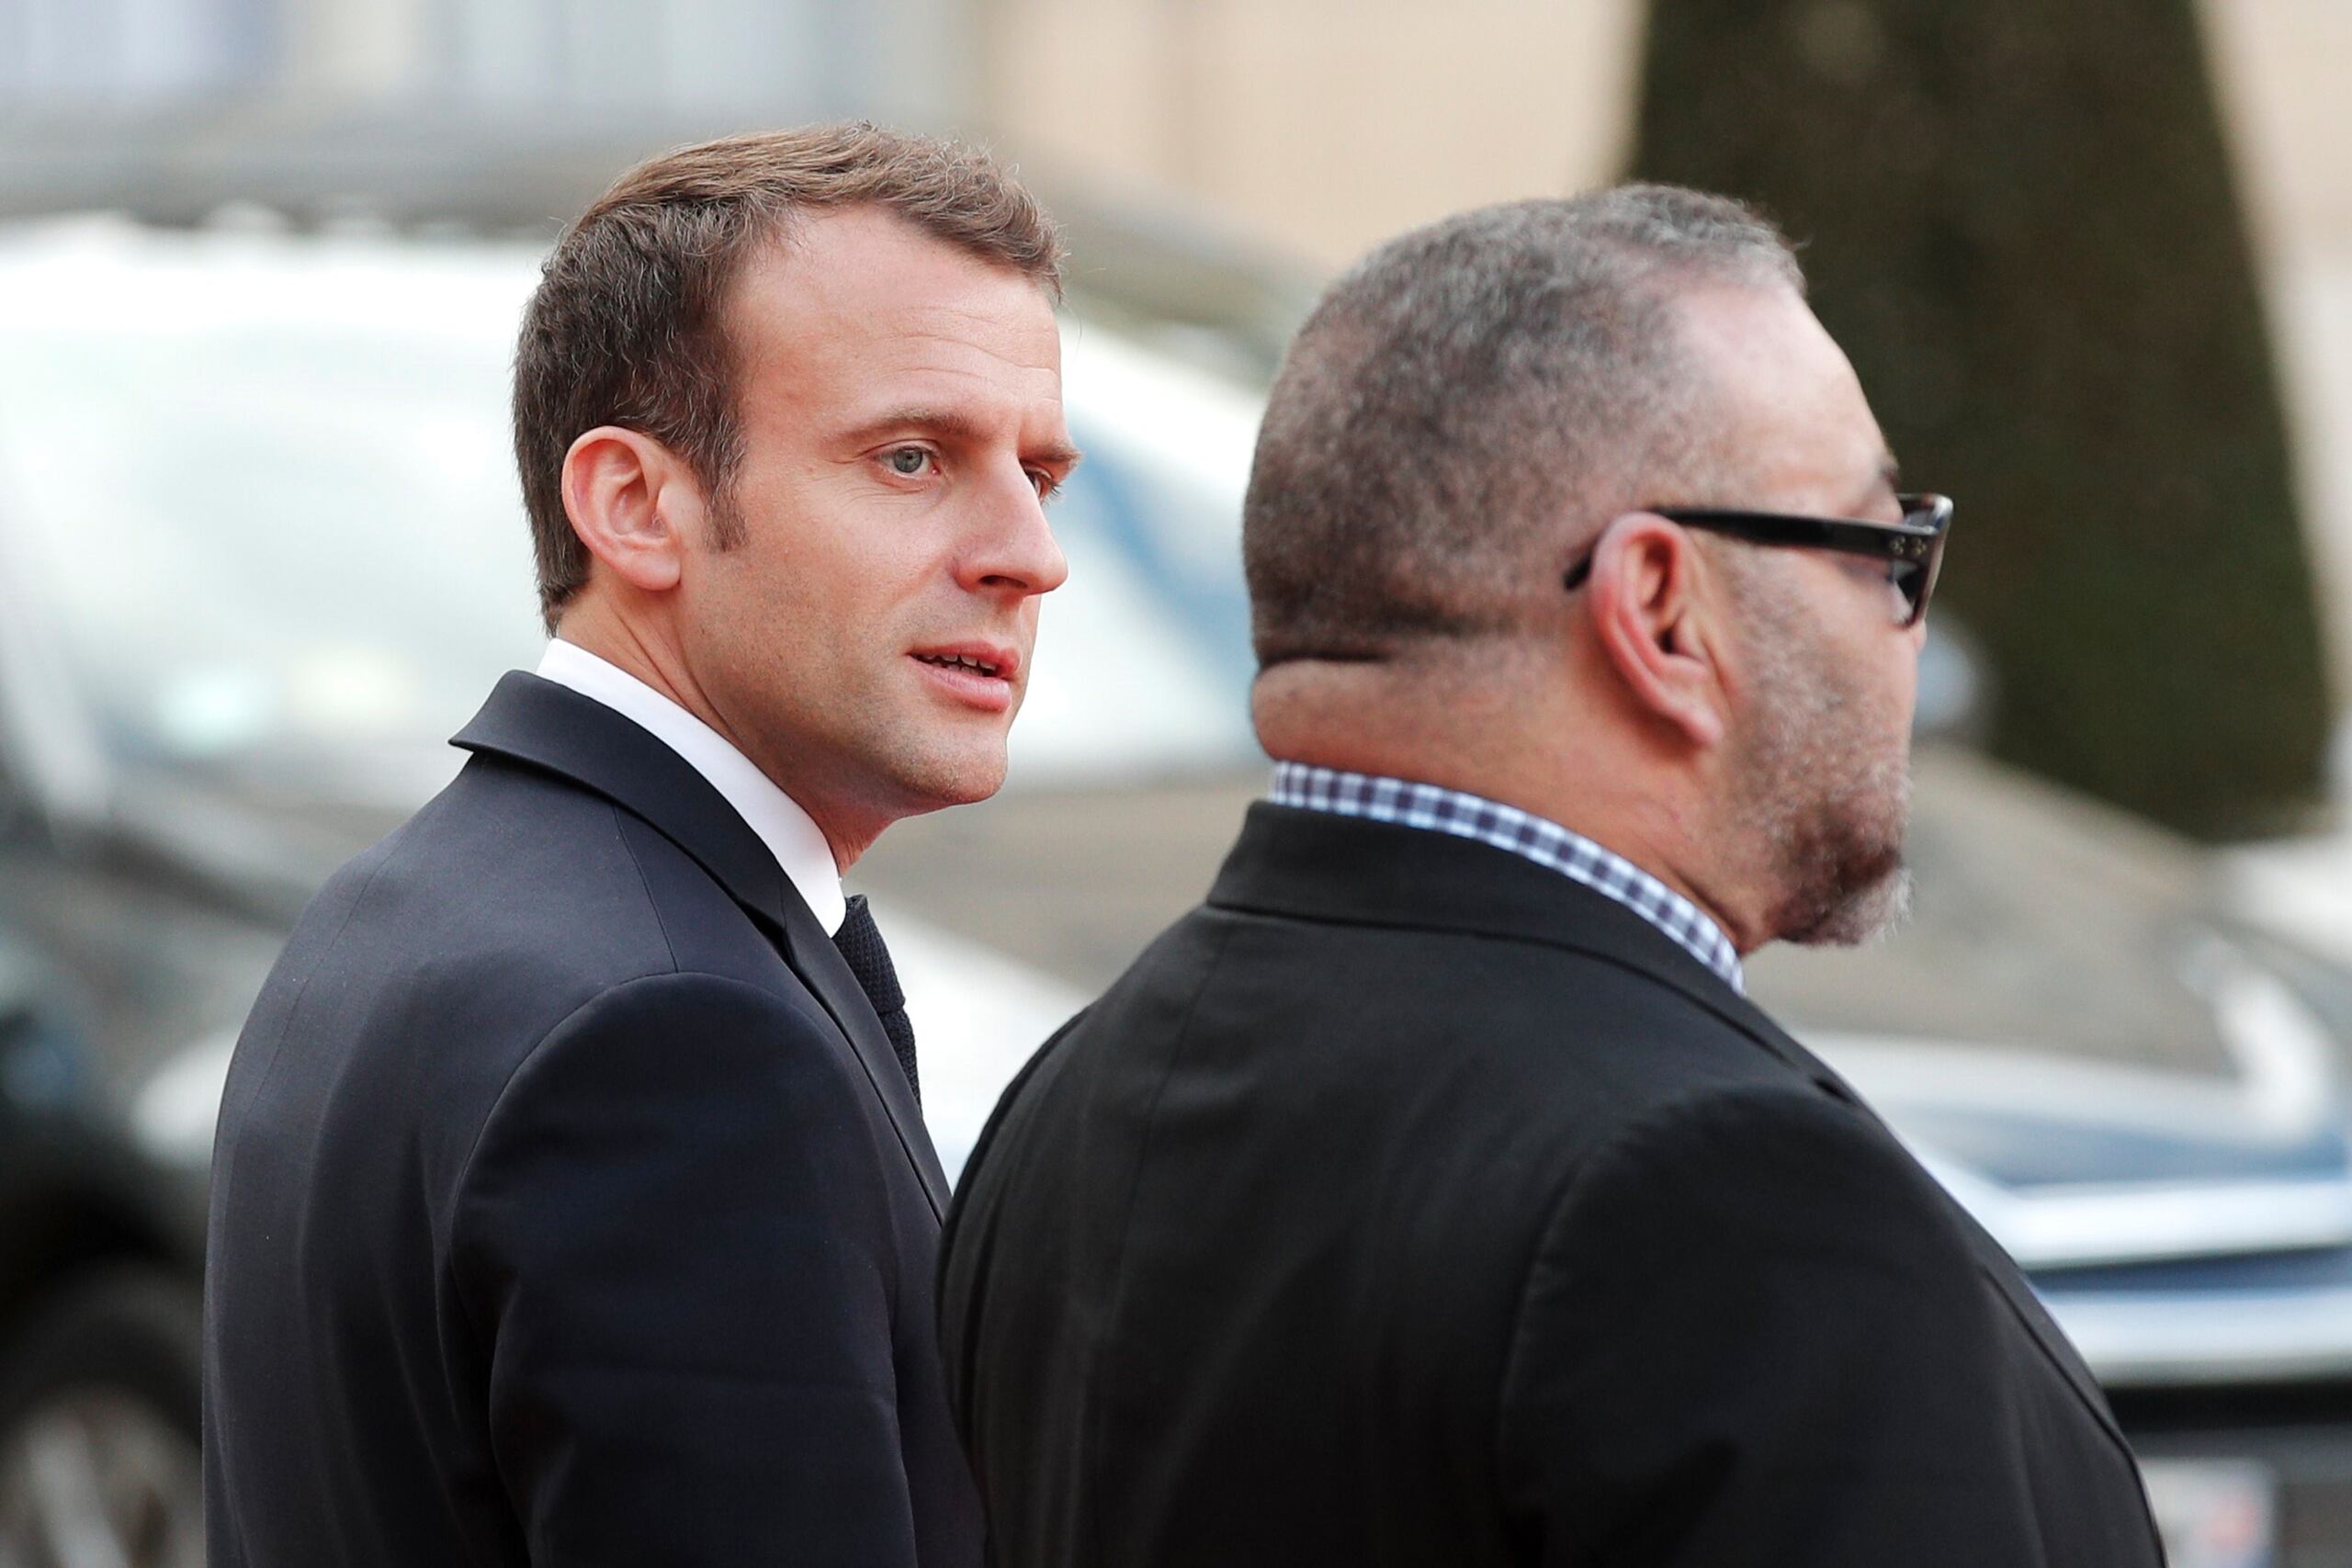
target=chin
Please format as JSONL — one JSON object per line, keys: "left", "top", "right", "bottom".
{"left": 1781, "top": 863, "right": 1913, "bottom": 948}
{"left": 890, "top": 740, "right": 1011, "bottom": 814}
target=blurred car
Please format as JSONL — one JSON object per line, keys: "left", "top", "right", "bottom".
{"left": 1, "top": 219, "right": 2349, "bottom": 1568}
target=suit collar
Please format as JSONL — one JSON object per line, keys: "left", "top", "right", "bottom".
{"left": 453, "top": 671, "right": 949, "bottom": 1215}
{"left": 1208, "top": 802, "right": 1846, "bottom": 1096}
{"left": 534, "top": 637, "right": 846, "bottom": 934}
{"left": 456, "top": 671, "right": 795, "bottom": 930}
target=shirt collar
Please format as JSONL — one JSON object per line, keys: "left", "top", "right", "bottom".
{"left": 535, "top": 638, "right": 847, "bottom": 935}
{"left": 1268, "top": 761, "right": 1746, "bottom": 993}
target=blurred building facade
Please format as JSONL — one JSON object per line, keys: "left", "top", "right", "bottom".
{"left": 0, "top": 0, "right": 963, "bottom": 223}
{"left": 2, "top": 0, "right": 962, "bottom": 121}
{"left": 970, "top": 0, "right": 1645, "bottom": 270}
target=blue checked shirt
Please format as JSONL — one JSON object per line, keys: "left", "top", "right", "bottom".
{"left": 1270, "top": 762, "right": 1747, "bottom": 994}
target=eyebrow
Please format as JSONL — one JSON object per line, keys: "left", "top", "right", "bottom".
{"left": 1845, "top": 454, "right": 1903, "bottom": 514}
{"left": 842, "top": 405, "right": 1082, "bottom": 471}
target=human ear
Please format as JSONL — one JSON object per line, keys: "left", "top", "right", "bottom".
{"left": 1584, "top": 514, "right": 1728, "bottom": 750}
{"left": 559, "top": 426, "right": 696, "bottom": 594}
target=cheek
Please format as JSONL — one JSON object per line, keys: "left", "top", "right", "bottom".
{"left": 708, "top": 486, "right": 983, "bottom": 670}
{"left": 731, "top": 513, "right": 911, "bottom": 620}
{"left": 1889, "top": 638, "right": 1924, "bottom": 714}
{"left": 801, "top": 497, "right": 954, "bottom": 594}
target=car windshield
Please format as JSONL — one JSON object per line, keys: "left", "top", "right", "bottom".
{"left": 0, "top": 231, "right": 543, "bottom": 794}
{"left": 0, "top": 223, "right": 1261, "bottom": 806}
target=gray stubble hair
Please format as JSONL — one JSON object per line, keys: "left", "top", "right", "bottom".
{"left": 1243, "top": 184, "right": 1804, "bottom": 671}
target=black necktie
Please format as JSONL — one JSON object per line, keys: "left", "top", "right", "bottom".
{"left": 831, "top": 894, "right": 919, "bottom": 1107}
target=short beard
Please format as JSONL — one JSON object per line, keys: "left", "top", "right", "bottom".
{"left": 1770, "top": 808, "right": 1912, "bottom": 945}
{"left": 1726, "top": 565, "right": 1915, "bottom": 948}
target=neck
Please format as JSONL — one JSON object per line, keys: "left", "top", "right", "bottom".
{"left": 1255, "top": 663, "right": 1773, "bottom": 953}
{"left": 552, "top": 602, "right": 880, "bottom": 870}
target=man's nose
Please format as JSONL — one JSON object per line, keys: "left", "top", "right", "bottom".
{"left": 963, "top": 468, "right": 1070, "bottom": 597}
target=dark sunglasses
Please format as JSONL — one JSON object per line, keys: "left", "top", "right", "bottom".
{"left": 1563, "top": 492, "right": 1954, "bottom": 628}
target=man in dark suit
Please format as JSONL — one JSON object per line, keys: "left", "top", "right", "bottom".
{"left": 939, "top": 187, "right": 2165, "bottom": 1564}
{"left": 204, "top": 124, "right": 1077, "bottom": 1566}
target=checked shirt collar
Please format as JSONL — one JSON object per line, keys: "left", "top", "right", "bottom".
{"left": 1270, "top": 762, "right": 1747, "bottom": 994}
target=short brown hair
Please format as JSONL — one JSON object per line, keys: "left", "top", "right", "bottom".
{"left": 513, "top": 122, "right": 1065, "bottom": 629}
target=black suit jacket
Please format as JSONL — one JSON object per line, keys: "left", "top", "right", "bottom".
{"left": 940, "top": 803, "right": 2165, "bottom": 1566}
{"left": 205, "top": 671, "right": 979, "bottom": 1567}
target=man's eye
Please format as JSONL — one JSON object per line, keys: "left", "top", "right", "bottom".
{"left": 1028, "top": 469, "right": 1063, "bottom": 501}
{"left": 886, "top": 447, "right": 933, "bottom": 478}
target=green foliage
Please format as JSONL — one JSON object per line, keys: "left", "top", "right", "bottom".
{"left": 1631, "top": 0, "right": 2336, "bottom": 838}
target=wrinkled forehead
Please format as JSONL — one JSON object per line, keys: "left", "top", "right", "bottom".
{"left": 1665, "top": 281, "right": 1894, "bottom": 511}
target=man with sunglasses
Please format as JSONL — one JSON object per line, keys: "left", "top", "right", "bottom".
{"left": 939, "top": 186, "right": 2163, "bottom": 1566}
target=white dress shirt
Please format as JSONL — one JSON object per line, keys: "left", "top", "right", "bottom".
{"left": 535, "top": 638, "right": 847, "bottom": 935}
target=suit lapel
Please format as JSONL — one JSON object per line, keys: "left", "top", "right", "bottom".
{"left": 762, "top": 876, "right": 951, "bottom": 1216}
{"left": 453, "top": 671, "right": 949, "bottom": 1218}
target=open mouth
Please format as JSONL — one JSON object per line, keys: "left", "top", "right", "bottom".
{"left": 909, "top": 647, "right": 1020, "bottom": 710}
{"left": 915, "top": 652, "right": 1006, "bottom": 679}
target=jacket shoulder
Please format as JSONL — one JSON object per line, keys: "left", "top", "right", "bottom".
{"left": 1494, "top": 1081, "right": 2158, "bottom": 1562}
{"left": 221, "top": 757, "right": 818, "bottom": 1213}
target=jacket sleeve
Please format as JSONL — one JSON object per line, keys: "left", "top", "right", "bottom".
{"left": 450, "top": 970, "right": 915, "bottom": 1565}
{"left": 1495, "top": 1083, "right": 2072, "bottom": 1568}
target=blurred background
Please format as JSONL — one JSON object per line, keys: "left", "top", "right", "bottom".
{"left": 3, "top": 2, "right": 2352, "bottom": 1564}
